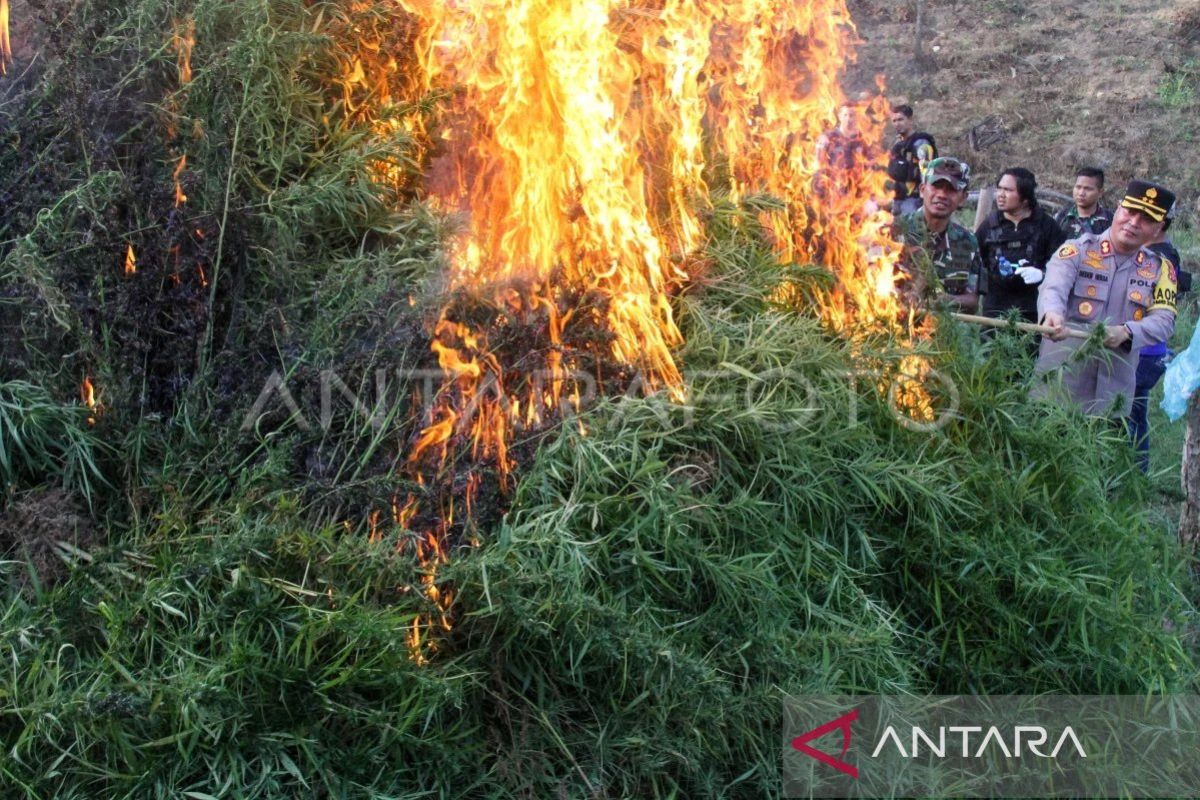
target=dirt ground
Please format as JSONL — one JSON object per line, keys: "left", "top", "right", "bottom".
{"left": 847, "top": 0, "right": 1200, "bottom": 231}
{"left": 0, "top": 488, "right": 99, "bottom": 591}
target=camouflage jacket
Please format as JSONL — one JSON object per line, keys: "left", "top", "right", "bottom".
{"left": 1053, "top": 204, "right": 1113, "bottom": 240}
{"left": 894, "top": 210, "right": 981, "bottom": 298}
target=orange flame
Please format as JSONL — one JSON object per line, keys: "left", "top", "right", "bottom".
{"left": 172, "top": 18, "right": 195, "bottom": 86}
{"left": 173, "top": 154, "right": 188, "bottom": 206}
{"left": 80, "top": 376, "right": 98, "bottom": 425}
{"left": 124, "top": 243, "right": 137, "bottom": 275}
{"left": 0, "top": 0, "right": 10, "bottom": 76}
{"left": 403, "top": 1, "right": 686, "bottom": 396}
{"left": 373, "top": 0, "right": 906, "bottom": 663}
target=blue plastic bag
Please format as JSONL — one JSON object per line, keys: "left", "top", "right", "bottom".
{"left": 1161, "top": 325, "right": 1200, "bottom": 421}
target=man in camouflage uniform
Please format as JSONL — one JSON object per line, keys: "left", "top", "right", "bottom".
{"left": 894, "top": 157, "right": 981, "bottom": 311}
{"left": 1054, "top": 167, "right": 1113, "bottom": 240}
{"left": 1034, "top": 180, "right": 1178, "bottom": 417}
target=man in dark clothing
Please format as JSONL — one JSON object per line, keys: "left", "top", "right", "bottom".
{"left": 1054, "top": 167, "right": 1113, "bottom": 240}
{"left": 976, "top": 167, "right": 1066, "bottom": 323}
{"left": 887, "top": 104, "right": 936, "bottom": 217}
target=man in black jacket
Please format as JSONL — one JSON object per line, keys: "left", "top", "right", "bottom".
{"left": 887, "top": 104, "right": 937, "bottom": 217}
{"left": 976, "top": 167, "right": 1066, "bottom": 323}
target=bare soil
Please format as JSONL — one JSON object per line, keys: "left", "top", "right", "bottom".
{"left": 848, "top": 0, "right": 1200, "bottom": 233}
{"left": 0, "top": 488, "right": 100, "bottom": 591}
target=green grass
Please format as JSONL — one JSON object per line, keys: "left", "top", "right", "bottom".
{"left": 4, "top": 244, "right": 1197, "bottom": 797}
{"left": 1, "top": 1, "right": 1199, "bottom": 797}
{"left": 0, "top": 381, "right": 108, "bottom": 508}
{"left": 1158, "top": 60, "right": 1200, "bottom": 109}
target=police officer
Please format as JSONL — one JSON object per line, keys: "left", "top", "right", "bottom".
{"left": 1034, "top": 180, "right": 1178, "bottom": 418}
{"left": 887, "top": 104, "right": 937, "bottom": 217}
{"left": 976, "top": 167, "right": 1067, "bottom": 323}
{"left": 893, "top": 157, "right": 981, "bottom": 311}
{"left": 1125, "top": 198, "right": 1192, "bottom": 470}
{"left": 1054, "top": 167, "right": 1113, "bottom": 240}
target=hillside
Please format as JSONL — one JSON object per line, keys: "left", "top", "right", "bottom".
{"left": 849, "top": 0, "right": 1200, "bottom": 232}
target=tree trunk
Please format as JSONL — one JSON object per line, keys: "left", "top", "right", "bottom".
{"left": 1181, "top": 394, "right": 1200, "bottom": 557}
{"left": 914, "top": 0, "right": 927, "bottom": 68}
{"left": 973, "top": 186, "right": 995, "bottom": 231}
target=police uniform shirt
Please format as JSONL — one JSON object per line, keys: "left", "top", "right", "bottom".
{"left": 1147, "top": 240, "right": 1190, "bottom": 295}
{"left": 1142, "top": 240, "right": 1191, "bottom": 359}
{"left": 1053, "top": 204, "right": 1113, "bottom": 240}
{"left": 1033, "top": 231, "right": 1178, "bottom": 416}
{"left": 976, "top": 208, "right": 1067, "bottom": 322}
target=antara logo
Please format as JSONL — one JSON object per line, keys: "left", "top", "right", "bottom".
{"left": 871, "top": 725, "right": 1087, "bottom": 759}
{"left": 791, "top": 709, "right": 1088, "bottom": 777}
{"left": 791, "top": 709, "right": 860, "bottom": 778}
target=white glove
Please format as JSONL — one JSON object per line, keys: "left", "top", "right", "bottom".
{"left": 1014, "top": 264, "right": 1044, "bottom": 285}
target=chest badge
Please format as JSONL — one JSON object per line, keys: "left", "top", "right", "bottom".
{"left": 1078, "top": 300, "right": 1095, "bottom": 317}
{"left": 1087, "top": 286, "right": 1098, "bottom": 297}
{"left": 1130, "top": 290, "right": 1144, "bottom": 303}
{"left": 1134, "top": 308, "right": 1145, "bottom": 321}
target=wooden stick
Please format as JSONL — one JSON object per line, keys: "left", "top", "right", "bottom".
{"left": 951, "top": 312, "right": 1092, "bottom": 340}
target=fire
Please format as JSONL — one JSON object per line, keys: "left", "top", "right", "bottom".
{"left": 173, "top": 154, "right": 188, "bottom": 207}
{"left": 172, "top": 18, "right": 194, "bottom": 87}
{"left": 403, "top": 0, "right": 685, "bottom": 393}
{"left": 124, "top": 243, "right": 137, "bottom": 275}
{"left": 80, "top": 376, "right": 98, "bottom": 425}
{"left": 356, "top": 0, "right": 910, "bottom": 662}
{"left": 0, "top": 0, "right": 10, "bottom": 76}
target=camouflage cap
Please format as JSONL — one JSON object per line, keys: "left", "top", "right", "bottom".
{"left": 922, "top": 157, "right": 970, "bottom": 191}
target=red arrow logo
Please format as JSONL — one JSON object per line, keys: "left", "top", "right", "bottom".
{"left": 790, "top": 708, "right": 859, "bottom": 778}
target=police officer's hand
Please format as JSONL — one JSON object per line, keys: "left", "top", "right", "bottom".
{"left": 1014, "top": 261, "right": 1044, "bottom": 285}
{"left": 1103, "top": 324, "right": 1132, "bottom": 349}
{"left": 1042, "top": 311, "right": 1068, "bottom": 341}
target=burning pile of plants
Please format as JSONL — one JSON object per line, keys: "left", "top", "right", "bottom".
{"left": 0, "top": 0, "right": 1196, "bottom": 797}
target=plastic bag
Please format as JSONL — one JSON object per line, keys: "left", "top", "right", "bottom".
{"left": 1161, "top": 325, "right": 1200, "bottom": 421}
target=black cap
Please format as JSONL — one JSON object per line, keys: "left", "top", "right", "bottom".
{"left": 1120, "top": 180, "right": 1175, "bottom": 223}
